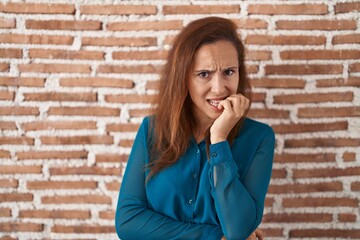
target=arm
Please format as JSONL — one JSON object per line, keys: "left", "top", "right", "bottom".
{"left": 115, "top": 118, "right": 223, "bottom": 240}
{"left": 208, "top": 127, "right": 275, "bottom": 240}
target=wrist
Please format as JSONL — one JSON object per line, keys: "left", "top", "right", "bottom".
{"left": 210, "top": 135, "right": 227, "bottom": 144}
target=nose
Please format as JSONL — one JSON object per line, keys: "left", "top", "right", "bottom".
{"left": 210, "top": 72, "right": 225, "bottom": 95}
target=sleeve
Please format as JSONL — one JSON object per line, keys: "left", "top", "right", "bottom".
{"left": 115, "top": 117, "right": 223, "bottom": 240}
{"left": 208, "top": 126, "right": 275, "bottom": 240}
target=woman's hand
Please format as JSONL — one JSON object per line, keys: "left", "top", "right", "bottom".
{"left": 210, "top": 94, "right": 250, "bottom": 144}
{"left": 221, "top": 228, "right": 264, "bottom": 240}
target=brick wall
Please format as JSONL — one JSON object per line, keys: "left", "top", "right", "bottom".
{"left": 0, "top": 1, "right": 359, "bottom": 239}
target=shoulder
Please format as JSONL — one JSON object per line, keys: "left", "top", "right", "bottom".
{"left": 239, "top": 118, "right": 275, "bottom": 141}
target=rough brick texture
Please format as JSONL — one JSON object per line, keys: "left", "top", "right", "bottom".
{"left": 0, "top": 1, "right": 359, "bottom": 239}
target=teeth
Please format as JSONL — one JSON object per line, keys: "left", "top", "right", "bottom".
{"left": 208, "top": 99, "right": 221, "bottom": 107}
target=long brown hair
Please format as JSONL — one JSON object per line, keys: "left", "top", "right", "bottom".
{"left": 147, "top": 17, "right": 252, "bottom": 179}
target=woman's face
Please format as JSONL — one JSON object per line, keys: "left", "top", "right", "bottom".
{"left": 188, "top": 40, "right": 239, "bottom": 127}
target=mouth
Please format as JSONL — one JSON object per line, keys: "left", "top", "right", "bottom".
{"left": 207, "top": 97, "right": 227, "bottom": 109}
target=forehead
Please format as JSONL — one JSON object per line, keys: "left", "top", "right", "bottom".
{"left": 193, "top": 40, "right": 238, "bottom": 69}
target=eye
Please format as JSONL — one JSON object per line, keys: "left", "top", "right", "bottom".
{"left": 197, "top": 71, "right": 210, "bottom": 78}
{"left": 224, "top": 69, "right": 235, "bottom": 76}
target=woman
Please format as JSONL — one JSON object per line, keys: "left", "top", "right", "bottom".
{"left": 115, "top": 17, "right": 275, "bottom": 240}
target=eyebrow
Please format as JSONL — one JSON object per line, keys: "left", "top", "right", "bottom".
{"left": 194, "top": 66, "right": 238, "bottom": 72}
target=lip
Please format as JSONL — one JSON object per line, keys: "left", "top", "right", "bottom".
{"left": 207, "top": 98, "right": 224, "bottom": 112}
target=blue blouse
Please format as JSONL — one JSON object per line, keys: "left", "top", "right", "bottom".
{"left": 115, "top": 116, "right": 275, "bottom": 240}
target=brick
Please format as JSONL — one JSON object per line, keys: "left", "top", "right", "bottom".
{"left": 316, "top": 77, "right": 360, "bottom": 87}
{"left": 245, "top": 50, "right": 271, "bottom": 61}
{"left": 106, "top": 123, "right": 139, "bottom": 132}
{"left": 273, "top": 121, "right": 348, "bottom": 133}
{"left": 23, "top": 92, "right": 96, "bottom": 102}
{"left": 129, "top": 108, "right": 151, "bottom": 118}
{"left": 265, "top": 197, "right": 274, "bottom": 207}
{"left": 98, "top": 64, "right": 160, "bottom": 74}
{"left": 42, "top": 194, "right": 111, "bottom": 204}
{"left": 290, "top": 229, "right": 360, "bottom": 238}
{"left": 18, "top": 63, "right": 91, "bottom": 73}
{"left": 22, "top": 121, "right": 97, "bottom": 131}
{"left": 163, "top": 5, "right": 239, "bottom": 14}
{"left": 335, "top": 2, "right": 360, "bottom": 13}
{"left": 246, "top": 65, "right": 259, "bottom": 74}
{"left": 0, "top": 235, "right": 17, "bottom": 240}
{"left": 27, "top": 180, "right": 97, "bottom": 190}
{"left": 19, "top": 210, "right": 90, "bottom": 219}
{"left": 298, "top": 107, "right": 360, "bottom": 118}
{"left": 99, "top": 211, "right": 115, "bottom": 219}
{"left": 274, "top": 92, "right": 353, "bottom": 104}
{"left": 52, "top": 225, "right": 115, "bottom": 233}
{"left": 0, "top": 18, "right": 15, "bottom": 28}
{"left": 0, "top": 107, "right": 39, "bottom": 116}
{"left": 0, "top": 165, "right": 41, "bottom": 174}
{"left": 333, "top": 34, "right": 360, "bottom": 44}
{"left": 276, "top": 20, "right": 356, "bottom": 30}
{"left": 81, "top": 5, "right": 156, "bottom": 15}
{"left": 286, "top": 138, "right": 360, "bottom": 148}
{"left": 0, "top": 150, "right": 11, "bottom": 158}
{"left": 250, "top": 78, "right": 305, "bottom": 88}
{"left": 263, "top": 213, "right": 332, "bottom": 223}
{"left": 0, "top": 208, "right": 11, "bottom": 217}
{"left": 26, "top": 20, "right": 101, "bottom": 30}
{"left": 248, "top": 4, "right": 327, "bottom": 15}
{"left": 349, "top": 62, "right": 360, "bottom": 72}
{"left": 0, "top": 193, "right": 33, "bottom": 202}
{"left": 268, "top": 182, "right": 342, "bottom": 194}
{"left": 95, "top": 154, "right": 128, "bottom": 163}
{"left": 0, "top": 122, "right": 16, "bottom": 130}
{"left": 262, "top": 228, "right": 284, "bottom": 237}
{"left": 41, "top": 135, "right": 113, "bottom": 145}
{"left": 274, "top": 153, "right": 336, "bottom": 163}
{"left": 233, "top": 19, "right": 268, "bottom": 29}
{"left": 247, "top": 108, "right": 290, "bottom": 119}
{"left": 0, "top": 3, "right": 75, "bottom": 14}
{"left": 281, "top": 50, "right": 360, "bottom": 60}
{"left": 49, "top": 166, "right": 120, "bottom": 176}
{"left": 0, "top": 77, "right": 45, "bottom": 87}
{"left": 0, "top": 48, "right": 22, "bottom": 58}
{"left": 245, "top": 35, "right": 325, "bottom": 45}
{"left": 0, "top": 34, "right": 73, "bottom": 45}
{"left": 343, "top": 152, "right": 356, "bottom": 162}
{"left": 0, "top": 63, "right": 9, "bottom": 72}
{"left": 294, "top": 167, "right": 360, "bottom": 179}
{"left": 146, "top": 81, "right": 159, "bottom": 90}
{"left": 265, "top": 64, "right": 342, "bottom": 75}
{"left": 107, "top": 20, "right": 183, "bottom": 31}
{"left": 105, "top": 94, "right": 155, "bottom": 103}
{"left": 272, "top": 169, "right": 287, "bottom": 178}
{"left": 113, "top": 50, "right": 167, "bottom": 60}
{"left": 338, "top": 213, "right": 357, "bottom": 222}
{"left": 17, "top": 150, "right": 87, "bottom": 160}
{"left": 29, "top": 49, "right": 104, "bottom": 60}
{"left": 82, "top": 37, "right": 157, "bottom": 47}
{"left": 351, "top": 182, "right": 360, "bottom": 191}
{"left": 0, "top": 137, "right": 34, "bottom": 145}
{"left": 0, "top": 91, "right": 14, "bottom": 100}
{"left": 0, "top": 179, "right": 18, "bottom": 188}
{"left": 0, "top": 222, "right": 43, "bottom": 232}
{"left": 48, "top": 106, "right": 120, "bottom": 116}
{"left": 105, "top": 181, "right": 120, "bottom": 191}
{"left": 253, "top": 92, "right": 266, "bottom": 102}
{"left": 60, "top": 77, "right": 134, "bottom": 88}
{"left": 119, "top": 139, "right": 134, "bottom": 148}
{"left": 283, "top": 197, "right": 358, "bottom": 208}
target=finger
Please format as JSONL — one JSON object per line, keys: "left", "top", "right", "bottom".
{"left": 218, "top": 99, "right": 233, "bottom": 113}
{"left": 255, "top": 229, "right": 264, "bottom": 240}
{"left": 246, "top": 232, "right": 256, "bottom": 240}
{"left": 226, "top": 95, "right": 249, "bottom": 117}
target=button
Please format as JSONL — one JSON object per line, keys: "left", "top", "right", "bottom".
{"left": 188, "top": 199, "right": 193, "bottom": 204}
{"left": 196, "top": 149, "right": 200, "bottom": 154}
{"left": 192, "top": 173, "right": 197, "bottom": 178}
{"left": 211, "top": 152, "right": 217, "bottom": 157}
